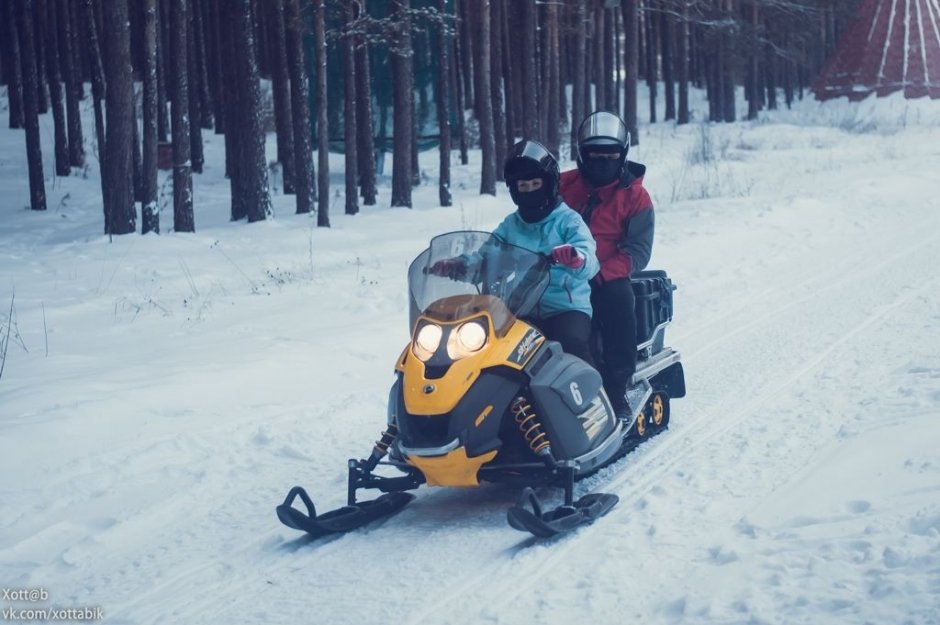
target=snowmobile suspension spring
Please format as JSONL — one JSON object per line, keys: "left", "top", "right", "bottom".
{"left": 374, "top": 423, "right": 398, "bottom": 455}
{"left": 361, "top": 423, "right": 400, "bottom": 472}
{"left": 511, "top": 397, "right": 552, "bottom": 456}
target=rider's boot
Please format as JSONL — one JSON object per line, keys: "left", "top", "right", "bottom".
{"left": 603, "top": 367, "right": 633, "bottom": 423}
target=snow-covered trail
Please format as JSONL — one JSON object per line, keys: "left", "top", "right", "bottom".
{"left": 127, "top": 119, "right": 940, "bottom": 624}
{"left": 2, "top": 93, "right": 939, "bottom": 625}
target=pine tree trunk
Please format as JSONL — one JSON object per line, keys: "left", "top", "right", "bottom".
{"left": 410, "top": 95, "right": 419, "bottom": 187}
{"left": 543, "top": 0, "right": 559, "bottom": 156}
{"left": 191, "top": 0, "right": 212, "bottom": 128}
{"left": 593, "top": 4, "right": 606, "bottom": 113}
{"left": 255, "top": 0, "right": 270, "bottom": 77}
{"left": 465, "top": 0, "right": 481, "bottom": 120}
{"left": 498, "top": 0, "right": 515, "bottom": 145}
{"left": 707, "top": 37, "right": 720, "bottom": 121}
{"left": 676, "top": 1, "right": 689, "bottom": 125}
{"left": 435, "top": 0, "right": 452, "bottom": 206}
{"left": 538, "top": 2, "right": 549, "bottom": 136}
{"left": 476, "top": 0, "right": 496, "bottom": 195}
{"left": 132, "top": 97, "right": 143, "bottom": 202}
{"left": 520, "top": 0, "right": 537, "bottom": 140}
{"left": 661, "top": 5, "right": 675, "bottom": 121}
{"left": 55, "top": 0, "right": 84, "bottom": 165}
{"left": 354, "top": 34, "right": 376, "bottom": 205}
{"left": 457, "top": 0, "right": 473, "bottom": 114}
{"left": 156, "top": 0, "right": 169, "bottom": 141}
{"left": 101, "top": 0, "right": 136, "bottom": 234}
{"left": 451, "top": 13, "right": 469, "bottom": 165}
{"left": 81, "top": 0, "right": 106, "bottom": 180}
{"left": 43, "top": 0, "right": 70, "bottom": 175}
{"left": 621, "top": 0, "right": 639, "bottom": 145}
{"left": 222, "top": 4, "right": 240, "bottom": 197}
{"left": 141, "top": 0, "right": 159, "bottom": 234}
{"left": 268, "top": 0, "right": 295, "bottom": 194}
{"left": 68, "top": 0, "right": 85, "bottom": 100}
{"left": 15, "top": 0, "right": 46, "bottom": 210}
{"left": 747, "top": 0, "right": 759, "bottom": 120}
{"left": 390, "top": 0, "right": 414, "bottom": 208}
{"left": 4, "top": 0, "right": 26, "bottom": 129}
{"left": 489, "top": 0, "right": 506, "bottom": 179}
{"left": 313, "top": 0, "right": 330, "bottom": 223}
{"left": 284, "top": 0, "right": 314, "bottom": 215}
{"left": 646, "top": 1, "right": 658, "bottom": 123}
{"left": 207, "top": 0, "right": 224, "bottom": 133}
{"left": 170, "top": 0, "right": 194, "bottom": 232}
{"left": 342, "top": 0, "right": 358, "bottom": 215}
{"left": 232, "top": 0, "right": 270, "bottom": 223}
{"left": 720, "top": 0, "right": 735, "bottom": 122}
{"left": 764, "top": 28, "right": 777, "bottom": 110}
{"left": 186, "top": 1, "right": 203, "bottom": 174}
{"left": 32, "top": 0, "right": 49, "bottom": 114}
{"left": 783, "top": 30, "right": 793, "bottom": 109}
{"left": 570, "top": 0, "right": 586, "bottom": 160}
{"left": 604, "top": 8, "right": 619, "bottom": 111}
{"left": 504, "top": 0, "right": 522, "bottom": 140}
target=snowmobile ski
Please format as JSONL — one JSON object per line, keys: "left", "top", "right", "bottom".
{"left": 276, "top": 486, "right": 414, "bottom": 538}
{"left": 507, "top": 487, "right": 619, "bottom": 538}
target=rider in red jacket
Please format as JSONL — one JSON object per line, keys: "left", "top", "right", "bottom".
{"left": 559, "top": 111, "right": 655, "bottom": 420}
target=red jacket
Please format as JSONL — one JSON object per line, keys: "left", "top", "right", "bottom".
{"left": 559, "top": 161, "right": 655, "bottom": 283}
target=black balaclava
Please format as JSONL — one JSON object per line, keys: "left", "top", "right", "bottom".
{"left": 578, "top": 144, "right": 625, "bottom": 187}
{"left": 509, "top": 171, "right": 558, "bottom": 223}
{"left": 510, "top": 179, "right": 554, "bottom": 223}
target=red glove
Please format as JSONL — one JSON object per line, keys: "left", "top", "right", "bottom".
{"left": 428, "top": 258, "right": 466, "bottom": 279}
{"left": 551, "top": 244, "right": 584, "bottom": 269}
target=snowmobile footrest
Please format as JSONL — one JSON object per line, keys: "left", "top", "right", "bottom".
{"left": 276, "top": 486, "right": 415, "bottom": 538}
{"left": 506, "top": 487, "right": 619, "bottom": 538}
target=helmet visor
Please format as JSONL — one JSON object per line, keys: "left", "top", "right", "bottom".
{"left": 578, "top": 112, "right": 628, "bottom": 148}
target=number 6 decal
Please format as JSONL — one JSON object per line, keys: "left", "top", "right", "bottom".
{"left": 570, "top": 381, "right": 583, "bottom": 405}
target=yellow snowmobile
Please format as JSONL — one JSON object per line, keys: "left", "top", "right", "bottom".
{"left": 277, "top": 231, "right": 685, "bottom": 538}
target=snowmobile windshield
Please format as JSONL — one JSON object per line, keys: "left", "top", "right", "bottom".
{"left": 407, "top": 231, "right": 551, "bottom": 334}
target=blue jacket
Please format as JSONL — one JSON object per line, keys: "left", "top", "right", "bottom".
{"left": 492, "top": 200, "right": 599, "bottom": 319}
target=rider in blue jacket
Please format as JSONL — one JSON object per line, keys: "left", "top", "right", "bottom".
{"left": 434, "top": 140, "right": 599, "bottom": 364}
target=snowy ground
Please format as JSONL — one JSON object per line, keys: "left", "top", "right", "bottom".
{"left": 1, "top": 88, "right": 939, "bottom": 625}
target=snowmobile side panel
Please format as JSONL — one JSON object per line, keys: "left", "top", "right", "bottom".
{"left": 526, "top": 342, "right": 617, "bottom": 461}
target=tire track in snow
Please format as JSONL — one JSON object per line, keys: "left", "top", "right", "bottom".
{"left": 677, "top": 229, "right": 940, "bottom": 366}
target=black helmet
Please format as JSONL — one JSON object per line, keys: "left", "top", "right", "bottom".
{"left": 504, "top": 140, "right": 560, "bottom": 198}
{"left": 503, "top": 140, "right": 561, "bottom": 223}
{"left": 577, "top": 112, "right": 630, "bottom": 186}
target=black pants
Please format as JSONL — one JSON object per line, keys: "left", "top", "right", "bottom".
{"left": 525, "top": 310, "right": 594, "bottom": 366}
{"left": 591, "top": 278, "right": 637, "bottom": 405}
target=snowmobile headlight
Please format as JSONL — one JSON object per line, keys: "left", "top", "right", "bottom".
{"left": 447, "top": 319, "right": 488, "bottom": 360}
{"left": 414, "top": 323, "right": 443, "bottom": 362}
